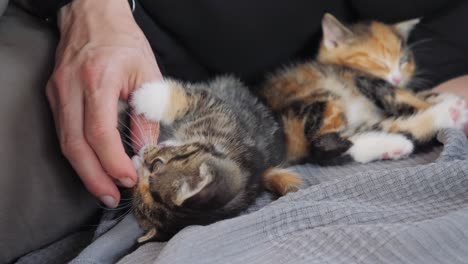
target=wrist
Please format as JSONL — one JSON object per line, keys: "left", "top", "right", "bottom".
{"left": 432, "top": 75, "right": 468, "bottom": 101}
{"left": 58, "top": 0, "right": 135, "bottom": 33}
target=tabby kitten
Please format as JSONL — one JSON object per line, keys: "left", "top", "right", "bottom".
{"left": 129, "top": 77, "right": 300, "bottom": 242}
{"left": 260, "top": 13, "right": 467, "bottom": 164}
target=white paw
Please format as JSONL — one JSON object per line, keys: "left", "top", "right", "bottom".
{"left": 130, "top": 81, "right": 171, "bottom": 122}
{"left": 348, "top": 132, "right": 414, "bottom": 163}
{"left": 428, "top": 95, "right": 468, "bottom": 130}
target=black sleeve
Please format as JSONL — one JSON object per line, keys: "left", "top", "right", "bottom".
{"left": 409, "top": 1, "right": 468, "bottom": 90}
{"left": 137, "top": 0, "right": 350, "bottom": 83}
{"left": 14, "top": 0, "right": 73, "bottom": 20}
{"left": 350, "top": 0, "right": 468, "bottom": 90}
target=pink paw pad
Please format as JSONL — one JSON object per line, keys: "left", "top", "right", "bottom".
{"left": 381, "top": 149, "right": 408, "bottom": 161}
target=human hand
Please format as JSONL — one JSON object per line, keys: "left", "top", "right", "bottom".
{"left": 46, "top": 0, "right": 161, "bottom": 208}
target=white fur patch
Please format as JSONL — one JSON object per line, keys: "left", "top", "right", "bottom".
{"left": 130, "top": 81, "right": 171, "bottom": 122}
{"left": 345, "top": 96, "right": 382, "bottom": 129}
{"left": 132, "top": 155, "right": 151, "bottom": 180}
{"left": 131, "top": 155, "right": 143, "bottom": 171}
{"left": 348, "top": 132, "right": 414, "bottom": 163}
{"left": 427, "top": 94, "right": 468, "bottom": 130}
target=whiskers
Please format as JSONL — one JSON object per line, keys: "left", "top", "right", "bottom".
{"left": 408, "top": 69, "right": 435, "bottom": 90}
{"left": 407, "top": 38, "right": 433, "bottom": 52}
{"left": 118, "top": 109, "right": 159, "bottom": 152}
{"left": 78, "top": 199, "right": 135, "bottom": 229}
{"left": 96, "top": 199, "right": 133, "bottom": 211}
{"left": 110, "top": 204, "right": 136, "bottom": 223}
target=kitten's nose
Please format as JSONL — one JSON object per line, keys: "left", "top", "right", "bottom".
{"left": 391, "top": 75, "right": 402, "bottom": 85}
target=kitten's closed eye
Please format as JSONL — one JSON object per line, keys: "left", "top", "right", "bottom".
{"left": 151, "top": 158, "right": 165, "bottom": 172}
{"left": 375, "top": 59, "right": 390, "bottom": 70}
{"left": 399, "top": 54, "right": 411, "bottom": 66}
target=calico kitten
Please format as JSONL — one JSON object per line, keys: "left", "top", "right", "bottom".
{"left": 129, "top": 77, "right": 301, "bottom": 242}
{"left": 259, "top": 13, "right": 468, "bottom": 164}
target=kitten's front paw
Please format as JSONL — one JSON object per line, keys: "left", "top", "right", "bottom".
{"left": 429, "top": 95, "right": 468, "bottom": 131}
{"left": 130, "top": 81, "right": 171, "bottom": 122}
{"left": 380, "top": 146, "right": 413, "bottom": 161}
{"left": 349, "top": 132, "right": 414, "bottom": 163}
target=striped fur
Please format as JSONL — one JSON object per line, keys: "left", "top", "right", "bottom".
{"left": 129, "top": 77, "right": 300, "bottom": 242}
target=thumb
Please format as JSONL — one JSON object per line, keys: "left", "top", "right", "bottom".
{"left": 130, "top": 113, "right": 160, "bottom": 154}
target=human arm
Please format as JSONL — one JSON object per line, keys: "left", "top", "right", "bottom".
{"left": 432, "top": 75, "right": 468, "bottom": 101}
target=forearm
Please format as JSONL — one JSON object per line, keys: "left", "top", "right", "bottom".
{"left": 432, "top": 75, "right": 468, "bottom": 101}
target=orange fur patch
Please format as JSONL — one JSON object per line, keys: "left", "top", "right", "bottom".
{"left": 319, "top": 101, "right": 345, "bottom": 134}
{"left": 164, "top": 82, "right": 191, "bottom": 122}
{"left": 263, "top": 168, "right": 302, "bottom": 196}
{"left": 395, "top": 89, "right": 431, "bottom": 111}
{"left": 263, "top": 65, "right": 322, "bottom": 110}
{"left": 282, "top": 115, "right": 309, "bottom": 163}
{"left": 137, "top": 177, "right": 154, "bottom": 206}
{"left": 296, "top": 64, "right": 320, "bottom": 83}
{"left": 380, "top": 114, "right": 435, "bottom": 141}
{"left": 138, "top": 184, "right": 153, "bottom": 205}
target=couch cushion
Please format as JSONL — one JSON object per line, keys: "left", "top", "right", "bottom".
{"left": 0, "top": 0, "right": 7, "bottom": 17}
{"left": 0, "top": 5, "right": 99, "bottom": 263}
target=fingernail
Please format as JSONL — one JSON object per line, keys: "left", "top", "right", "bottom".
{"left": 100, "top": 195, "right": 118, "bottom": 208}
{"left": 120, "top": 177, "right": 136, "bottom": 188}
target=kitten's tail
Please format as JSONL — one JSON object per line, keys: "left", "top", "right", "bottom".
{"left": 263, "top": 168, "right": 302, "bottom": 196}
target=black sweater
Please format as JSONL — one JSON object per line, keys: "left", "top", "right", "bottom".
{"left": 17, "top": 0, "right": 468, "bottom": 88}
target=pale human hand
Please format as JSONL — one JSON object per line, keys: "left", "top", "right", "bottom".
{"left": 46, "top": 0, "right": 161, "bottom": 208}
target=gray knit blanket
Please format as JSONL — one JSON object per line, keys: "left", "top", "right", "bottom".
{"left": 19, "top": 129, "right": 468, "bottom": 264}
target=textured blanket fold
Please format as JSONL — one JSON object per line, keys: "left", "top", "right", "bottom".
{"left": 119, "top": 130, "right": 468, "bottom": 264}
{"left": 20, "top": 129, "right": 468, "bottom": 264}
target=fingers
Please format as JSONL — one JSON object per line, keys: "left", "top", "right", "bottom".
{"left": 48, "top": 82, "right": 121, "bottom": 208}
{"left": 84, "top": 85, "right": 138, "bottom": 187}
{"left": 130, "top": 113, "right": 160, "bottom": 153}
{"left": 63, "top": 137, "right": 121, "bottom": 208}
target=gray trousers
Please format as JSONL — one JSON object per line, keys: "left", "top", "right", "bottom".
{"left": 0, "top": 5, "right": 99, "bottom": 263}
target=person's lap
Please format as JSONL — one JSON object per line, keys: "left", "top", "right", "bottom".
{"left": 0, "top": 5, "right": 98, "bottom": 263}
{"left": 1, "top": 1, "right": 466, "bottom": 263}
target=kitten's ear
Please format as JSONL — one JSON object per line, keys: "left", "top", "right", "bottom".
{"left": 394, "top": 18, "right": 420, "bottom": 41}
{"left": 322, "top": 13, "right": 353, "bottom": 49}
{"left": 173, "top": 163, "right": 214, "bottom": 206}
